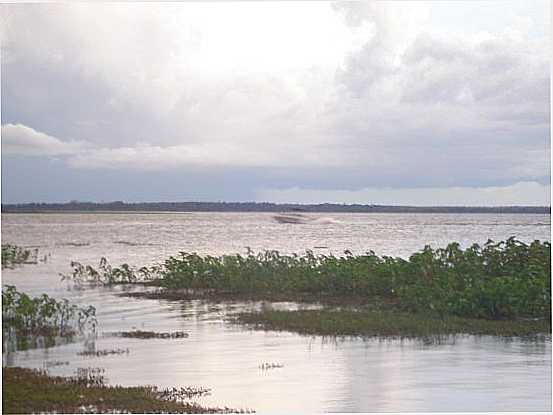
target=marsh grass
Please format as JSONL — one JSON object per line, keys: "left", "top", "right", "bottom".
{"left": 2, "top": 367, "right": 248, "bottom": 414}
{"left": 237, "top": 309, "right": 551, "bottom": 338}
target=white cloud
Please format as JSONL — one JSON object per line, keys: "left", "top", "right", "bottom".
{"left": 1, "top": 123, "right": 88, "bottom": 156}
{"left": 258, "top": 182, "right": 551, "bottom": 207}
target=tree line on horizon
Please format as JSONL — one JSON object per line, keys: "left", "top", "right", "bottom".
{"left": 1, "top": 201, "right": 550, "bottom": 214}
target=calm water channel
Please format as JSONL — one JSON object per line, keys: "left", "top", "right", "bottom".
{"left": 1, "top": 212, "right": 551, "bottom": 412}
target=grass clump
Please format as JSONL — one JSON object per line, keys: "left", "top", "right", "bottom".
{"left": 2, "top": 285, "right": 97, "bottom": 339}
{"left": 1, "top": 244, "right": 38, "bottom": 268}
{"left": 2, "top": 367, "right": 246, "bottom": 414}
{"left": 238, "top": 309, "right": 551, "bottom": 338}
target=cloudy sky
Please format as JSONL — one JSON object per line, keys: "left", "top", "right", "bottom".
{"left": 1, "top": 1, "right": 550, "bottom": 205}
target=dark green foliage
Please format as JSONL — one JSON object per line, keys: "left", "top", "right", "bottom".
{"left": 1, "top": 244, "right": 38, "bottom": 268}
{"left": 396, "top": 238, "right": 551, "bottom": 319}
{"left": 153, "top": 238, "right": 550, "bottom": 320}
{"left": 2, "top": 285, "right": 97, "bottom": 337}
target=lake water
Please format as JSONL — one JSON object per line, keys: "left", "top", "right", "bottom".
{"left": 1, "top": 212, "right": 551, "bottom": 412}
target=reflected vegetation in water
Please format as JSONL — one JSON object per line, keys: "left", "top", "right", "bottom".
{"left": 1, "top": 213, "right": 551, "bottom": 412}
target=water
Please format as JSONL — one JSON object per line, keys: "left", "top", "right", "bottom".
{"left": 1, "top": 212, "right": 551, "bottom": 412}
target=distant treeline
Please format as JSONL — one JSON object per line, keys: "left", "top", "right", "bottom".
{"left": 1, "top": 201, "right": 550, "bottom": 214}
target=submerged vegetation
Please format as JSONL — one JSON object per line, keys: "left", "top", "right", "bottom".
{"left": 2, "top": 285, "right": 97, "bottom": 338}
{"left": 2, "top": 244, "right": 39, "bottom": 268}
{"left": 2, "top": 367, "right": 247, "bottom": 414}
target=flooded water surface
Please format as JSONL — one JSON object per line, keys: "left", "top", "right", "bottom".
{"left": 2, "top": 212, "right": 551, "bottom": 412}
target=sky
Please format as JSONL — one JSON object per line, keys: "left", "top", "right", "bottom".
{"left": 0, "top": 1, "right": 550, "bottom": 206}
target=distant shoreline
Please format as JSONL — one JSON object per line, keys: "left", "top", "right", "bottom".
{"left": 1, "top": 202, "right": 550, "bottom": 214}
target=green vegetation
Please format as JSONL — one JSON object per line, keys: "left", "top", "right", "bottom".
{"left": 61, "top": 238, "right": 551, "bottom": 336}
{"left": 238, "top": 309, "right": 550, "bottom": 338}
{"left": 149, "top": 238, "right": 550, "bottom": 320}
{"left": 2, "top": 285, "right": 97, "bottom": 338}
{"left": 2, "top": 244, "right": 38, "bottom": 268}
{"left": 2, "top": 367, "right": 246, "bottom": 414}
{"left": 61, "top": 257, "right": 155, "bottom": 286}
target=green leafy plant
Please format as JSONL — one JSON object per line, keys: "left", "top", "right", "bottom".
{"left": 60, "top": 257, "right": 156, "bottom": 286}
{"left": 2, "top": 285, "right": 97, "bottom": 338}
{"left": 152, "top": 238, "right": 550, "bottom": 320}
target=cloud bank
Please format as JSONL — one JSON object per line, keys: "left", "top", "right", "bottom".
{"left": 1, "top": 1, "right": 550, "bottom": 204}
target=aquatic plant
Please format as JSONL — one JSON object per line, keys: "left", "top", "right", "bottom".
{"left": 238, "top": 309, "right": 551, "bottom": 338}
{"left": 2, "top": 285, "right": 97, "bottom": 337}
{"left": 1, "top": 244, "right": 39, "bottom": 268}
{"left": 60, "top": 257, "right": 156, "bottom": 286}
{"left": 259, "top": 363, "right": 284, "bottom": 370}
{"left": 77, "top": 348, "right": 130, "bottom": 357}
{"left": 111, "top": 330, "right": 189, "bottom": 339}
{"left": 152, "top": 238, "right": 550, "bottom": 320}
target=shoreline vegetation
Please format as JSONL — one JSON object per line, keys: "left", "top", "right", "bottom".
{"left": 2, "top": 367, "right": 247, "bottom": 414}
{"left": 61, "top": 238, "right": 551, "bottom": 337}
{"left": 2, "top": 201, "right": 550, "bottom": 214}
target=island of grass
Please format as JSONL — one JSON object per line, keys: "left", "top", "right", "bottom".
{"left": 2, "top": 367, "right": 243, "bottom": 414}
{"left": 69, "top": 238, "right": 552, "bottom": 337}
{"left": 236, "top": 309, "right": 550, "bottom": 338}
